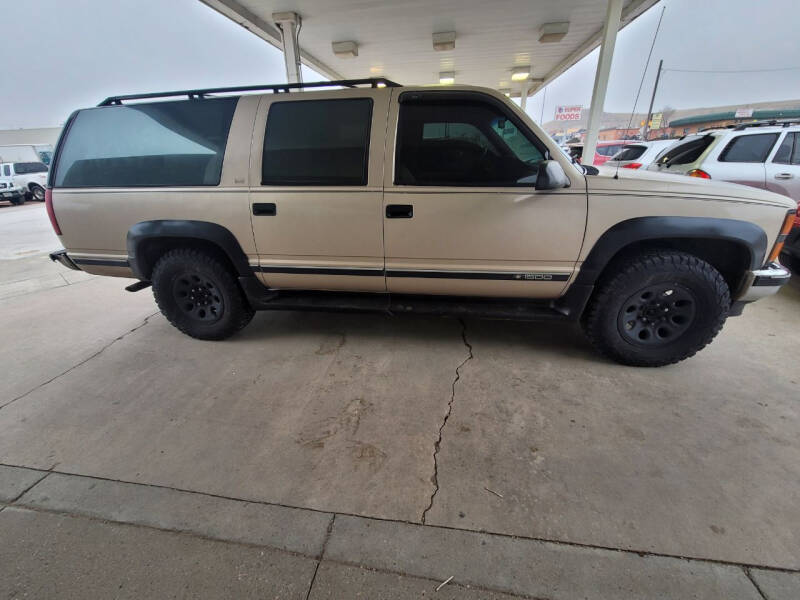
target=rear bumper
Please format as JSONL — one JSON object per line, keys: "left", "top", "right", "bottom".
{"left": 49, "top": 249, "right": 81, "bottom": 271}
{"left": 738, "top": 262, "right": 792, "bottom": 302}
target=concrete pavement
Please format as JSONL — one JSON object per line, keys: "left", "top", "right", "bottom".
{"left": 1, "top": 202, "right": 799, "bottom": 597}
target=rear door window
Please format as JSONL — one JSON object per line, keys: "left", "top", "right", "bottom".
{"left": 719, "top": 133, "right": 779, "bottom": 163}
{"left": 54, "top": 97, "right": 238, "bottom": 187}
{"left": 611, "top": 145, "right": 646, "bottom": 161}
{"left": 261, "top": 98, "right": 372, "bottom": 186}
{"left": 653, "top": 135, "right": 715, "bottom": 166}
{"left": 773, "top": 132, "right": 800, "bottom": 165}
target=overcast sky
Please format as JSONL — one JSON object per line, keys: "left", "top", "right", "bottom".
{"left": 1, "top": 0, "right": 799, "bottom": 129}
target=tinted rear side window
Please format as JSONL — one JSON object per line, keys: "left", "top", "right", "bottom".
{"left": 612, "top": 145, "right": 646, "bottom": 161}
{"left": 14, "top": 162, "right": 48, "bottom": 174}
{"left": 261, "top": 98, "right": 372, "bottom": 186}
{"left": 719, "top": 133, "right": 779, "bottom": 163}
{"left": 54, "top": 97, "right": 237, "bottom": 187}
{"left": 719, "top": 133, "right": 778, "bottom": 162}
{"left": 653, "top": 135, "right": 715, "bottom": 166}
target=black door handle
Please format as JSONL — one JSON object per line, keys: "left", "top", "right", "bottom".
{"left": 386, "top": 204, "right": 413, "bottom": 218}
{"left": 252, "top": 203, "right": 276, "bottom": 216}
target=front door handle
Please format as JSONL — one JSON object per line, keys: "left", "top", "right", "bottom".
{"left": 386, "top": 204, "right": 413, "bottom": 218}
{"left": 774, "top": 173, "right": 794, "bottom": 180}
{"left": 252, "top": 202, "right": 276, "bottom": 216}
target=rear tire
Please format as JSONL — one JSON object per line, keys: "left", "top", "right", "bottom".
{"left": 582, "top": 251, "right": 730, "bottom": 367}
{"left": 151, "top": 248, "right": 254, "bottom": 340}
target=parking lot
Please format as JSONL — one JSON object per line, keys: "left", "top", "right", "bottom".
{"left": 1, "top": 202, "right": 799, "bottom": 598}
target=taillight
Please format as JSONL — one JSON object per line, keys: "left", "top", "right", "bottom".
{"left": 621, "top": 162, "right": 643, "bottom": 169}
{"left": 687, "top": 169, "right": 711, "bottom": 179}
{"left": 768, "top": 210, "right": 797, "bottom": 263}
{"left": 45, "top": 189, "right": 62, "bottom": 235}
{"left": 794, "top": 204, "right": 800, "bottom": 229}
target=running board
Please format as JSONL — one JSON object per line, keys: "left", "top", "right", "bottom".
{"left": 239, "top": 277, "right": 592, "bottom": 322}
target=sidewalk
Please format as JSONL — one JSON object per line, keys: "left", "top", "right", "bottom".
{"left": 2, "top": 465, "right": 797, "bottom": 599}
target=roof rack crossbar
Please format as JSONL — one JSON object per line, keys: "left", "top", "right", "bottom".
{"left": 98, "top": 78, "right": 401, "bottom": 106}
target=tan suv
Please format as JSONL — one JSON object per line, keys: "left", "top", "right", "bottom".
{"left": 47, "top": 79, "right": 796, "bottom": 366}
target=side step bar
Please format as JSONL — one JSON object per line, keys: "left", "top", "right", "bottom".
{"left": 239, "top": 277, "right": 592, "bottom": 322}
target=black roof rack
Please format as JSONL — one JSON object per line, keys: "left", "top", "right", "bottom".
{"left": 732, "top": 119, "right": 800, "bottom": 131}
{"left": 98, "top": 78, "right": 401, "bottom": 106}
{"left": 697, "top": 119, "right": 800, "bottom": 133}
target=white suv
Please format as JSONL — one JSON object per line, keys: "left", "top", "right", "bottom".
{"left": 647, "top": 121, "right": 800, "bottom": 205}
{"left": 0, "top": 161, "right": 49, "bottom": 201}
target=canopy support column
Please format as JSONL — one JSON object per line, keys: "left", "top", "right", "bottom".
{"left": 519, "top": 80, "right": 531, "bottom": 111}
{"left": 273, "top": 11, "right": 302, "bottom": 84}
{"left": 583, "top": 0, "right": 623, "bottom": 165}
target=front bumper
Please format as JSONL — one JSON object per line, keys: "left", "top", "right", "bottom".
{"left": 0, "top": 188, "right": 25, "bottom": 199}
{"left": 49, "top": 249, "right": 81, "bottom": 271}
{"left": 738, "top": 262, "right": 792, "bottom": 302}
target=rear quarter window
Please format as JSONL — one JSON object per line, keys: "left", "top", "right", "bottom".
{"left": 653, "top": 135, "right": 715, "bottom": 166}
{"left": 719, "top": 133, "right": 779, "bottom": 163}
{"left": 611, "top": 145, "right": 646, "bottom": 161}
{"left": 53, "top": 97, "right": 238, "bottom": 187}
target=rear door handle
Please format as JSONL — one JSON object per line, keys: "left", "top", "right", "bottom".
{"left": 386, "top": 204, "right": 413, "bottom": 218}
{"left": 774, "top": 173, "right": 794, "bottom": 180}
{"left": 252, "top": 202, "right": 276, "bottom": 216}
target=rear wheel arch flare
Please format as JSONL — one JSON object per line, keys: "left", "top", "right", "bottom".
{"left": 127, "top": 220, "right": 252, "bottom": 281}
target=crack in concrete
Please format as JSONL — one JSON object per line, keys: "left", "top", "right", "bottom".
{"left": 743, "top": 567, "right": 769, "bottom": 600}
{"left": 0, "top": 311, "right": 159, "bottom": 411}
{"left": 421, "top": 318, "right": 473, "bottom": 525}
{"left": 305, "top": 514, "right": 336, "bottom": 600}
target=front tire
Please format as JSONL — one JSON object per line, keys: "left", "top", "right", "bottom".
{"left": 10, "top": 196, "right": 25, "bottom": 205}
{"left": 582, "top": 251, "right": 730, "bottom": 367}
{"left": 151, "top": 248, "right": 254, "bottom": 340}
{"left": 30, "top": 185, "right": 45, "bottom": 201}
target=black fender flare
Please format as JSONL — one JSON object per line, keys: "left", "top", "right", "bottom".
{"left": 126, "top": 220, "right": 252, "bottom": 280}
{"left": 575, "top": 216, "right": 768, "bottom": 286}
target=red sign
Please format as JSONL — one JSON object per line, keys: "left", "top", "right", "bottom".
{"left": 555, "top": 105, "right": 583, "bottom": 121}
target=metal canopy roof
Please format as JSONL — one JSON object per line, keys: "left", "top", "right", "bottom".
{"left": 199, "top": 0, "right": 659, "bottom": 96}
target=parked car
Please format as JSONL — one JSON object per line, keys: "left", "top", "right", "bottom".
{"left": 0, "top": 161, "right": 48, "bottom": 201}
{"left": 0, "top": 178, "right": 26, "bottom": 205}
{"left": 647, "top": 121, "right": 800, "bottom": 206}
{"left": 47, "top": 79, "right": 796, "bottom": 367}
{"left": 604, "top": 139, "right": 676, "bottom": 170}
{"left": 568, "top": 140, "right": 633, "bottom": 166}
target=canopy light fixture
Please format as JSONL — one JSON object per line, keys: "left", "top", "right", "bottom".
{"left": 539, "top": 22, "right": 569, "bottom": 43}
{"left": 510, "top": 66, "right": 531, "bottom": 81}
{"left": 439, "top": 71, "right": 455, "bottom": 84}
{"left": 432, "top": 31, "right": 456, "bottom": 51}
{"left": 332, "top": 40, "right": 359, "bottom": 58}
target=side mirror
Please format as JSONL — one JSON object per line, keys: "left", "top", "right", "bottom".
{"left": 535, "top": 160, "right": 569, "bottom": 190}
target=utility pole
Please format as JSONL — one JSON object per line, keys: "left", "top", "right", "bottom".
{"left": 642, "top": 59, "right": 663, "bottom": 141}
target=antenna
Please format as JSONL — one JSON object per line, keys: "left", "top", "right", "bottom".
{"left": 616, "top": 5, "right": 666, "bottom": 180}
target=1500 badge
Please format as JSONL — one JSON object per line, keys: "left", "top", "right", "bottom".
{"left": 515, "top": 273, "right": 554, "bottom": 280}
